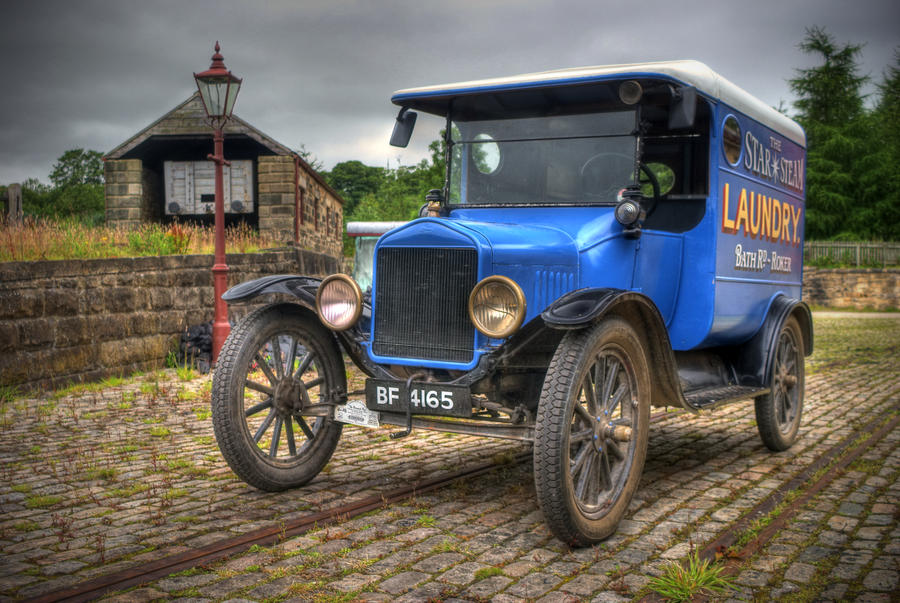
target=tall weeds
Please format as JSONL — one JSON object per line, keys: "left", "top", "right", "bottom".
{"left": 0, "top": 217, "right": 278, "bottom": 262}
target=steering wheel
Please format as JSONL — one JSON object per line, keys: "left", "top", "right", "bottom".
{"left": 580, "top": 153, "right": 661, "bottom": 214}
{"left": 638, "top": 162, "right": 660, "bottom": 216}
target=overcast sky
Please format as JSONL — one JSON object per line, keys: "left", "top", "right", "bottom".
{"left": 1, "top": 0, "right": 897, "bottom": 184}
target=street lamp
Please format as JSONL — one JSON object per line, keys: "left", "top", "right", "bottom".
{"left": 194, "top": 41, "right": 242, "bottom": 363}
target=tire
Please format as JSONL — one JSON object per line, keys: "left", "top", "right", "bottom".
{"left": 534, "top": 317, "right": 651, "bottom": 546}
{"left": 755, "top": 316, "right": 805, "bottom": 451}
{"left": 211, "top": 303, "right": 344, "bottom": 491}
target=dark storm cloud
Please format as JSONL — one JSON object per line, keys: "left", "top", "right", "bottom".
{"left": 1, "top": 0, "right": 897, "bottom": 183}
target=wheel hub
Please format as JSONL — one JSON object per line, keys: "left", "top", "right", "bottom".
{"left": 273, "top": 378, "right": 302, "bottom": 416}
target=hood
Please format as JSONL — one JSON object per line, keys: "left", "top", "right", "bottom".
{"left": 377, "top": 216, "right": 579, "bottom": 268}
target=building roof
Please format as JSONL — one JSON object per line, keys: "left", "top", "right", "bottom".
{"left": 104, "top": 93, "right": 343, "bottom": 204}
{"left": 392, "top": 60, "right": 805, "bottom": 146}
{"left": 105, "top": 93, "right": 294, "bottom": 159}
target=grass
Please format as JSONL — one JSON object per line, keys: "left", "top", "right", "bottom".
{"left": 25, "top": 494, "right": 63, "bottom": 509}
{"left": 87, "top": 467, "right": 118, "bottom": 481}
{"left": 107, "top": 483, "right": 149, "bottom": 498}
{"left": 808, "top": 315, "right": 900, "bottom": 374}
{"left": 1, "top": 217, "right": 279, "bottom": 262}
{"left": 0, "top": 384, "right": 20, "bottom": 404}
{"left": 176, "top": 366, "right": 199, "bottom": 382}
{"left": 647, "top": 550, "right": 735, "bottom": 602}
{"left": 14, "top": 520, "right": 40, "bottom": 532}
{"left": 474, "top": 566, "right": 504, "bottom": 580}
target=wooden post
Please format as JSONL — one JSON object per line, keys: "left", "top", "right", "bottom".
{"left": 6, "top": 183, "right": 22, "bottom": 223}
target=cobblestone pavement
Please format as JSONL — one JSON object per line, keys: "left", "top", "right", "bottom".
{"left": 1, "top": 314, "right": 898, "bottom": 602}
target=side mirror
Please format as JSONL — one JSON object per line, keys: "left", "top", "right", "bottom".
{"left": 389, "top": 108, "right": 418, "bottom": 148}
{"left": 668, "top": 86, "right": 697, "bottom": 130}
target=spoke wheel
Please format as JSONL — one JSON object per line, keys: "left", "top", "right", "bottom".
{"left": 755, "top": 316, "right": 805, "bottom": 451}
{"left": 534, "top": 318, "right": 650, "bottom": 546}
{"left": 212, "top": 303, "right": 344, "bottom": 491}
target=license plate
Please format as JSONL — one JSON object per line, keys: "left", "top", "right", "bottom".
{"left": 334, "top": 400, "right": 380, "bottom": 428}
{"left": 365, "top": 379, "right": 471, "bottom": 418}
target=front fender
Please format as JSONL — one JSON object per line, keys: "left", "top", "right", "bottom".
{"left": 221, "top": 275, "right": 321, "bottom": 307}
{"left": 542, "top": 288, "right": 689, "bottom": 411}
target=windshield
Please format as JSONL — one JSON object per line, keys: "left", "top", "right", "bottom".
{"left": 449, "top": 110, "right": 638, "bottom": 206}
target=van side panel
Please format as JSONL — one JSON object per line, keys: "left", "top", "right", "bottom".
{"left": 704, "top": 104, "right": 806, "bottom": 347}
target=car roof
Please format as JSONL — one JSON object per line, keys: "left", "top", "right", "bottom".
{"left": 391, "top": 60, "right": 805, "bottom": 146}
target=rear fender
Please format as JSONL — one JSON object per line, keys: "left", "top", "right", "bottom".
{"left": 726, "top": 296, "right": 813, "bottom": 387}
{"left": 542, "top": 288, "right": 688, "bottom": 410}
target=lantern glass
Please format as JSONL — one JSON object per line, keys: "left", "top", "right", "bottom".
{"left": 197, "top": 75, "right": 240, "bottom": 119}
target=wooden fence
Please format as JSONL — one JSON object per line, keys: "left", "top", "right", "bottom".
{"left": 804, "top": 241, "right": 900, "bottom": 267}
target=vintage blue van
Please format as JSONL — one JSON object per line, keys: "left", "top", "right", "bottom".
{"left": 212, "top": 61, "right": 812, "bottom": 545}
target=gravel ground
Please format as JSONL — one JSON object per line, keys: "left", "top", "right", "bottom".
{"left": 0, "top": 313, "right": 897, "bottom": 602}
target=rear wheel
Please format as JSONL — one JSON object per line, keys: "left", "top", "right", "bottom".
{"left": 534, "top": 318, "right": 650, "bottom": 546}
{"left": 211, "top": 303, "right": 344, "bottom": 491}
{"left": 755, "top": 316, "right": 805, "bottom": 451}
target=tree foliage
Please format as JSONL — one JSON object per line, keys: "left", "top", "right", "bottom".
{"left": 49, "top": 149, "right": 104, "bottom": 188}
{"left": 17, "top": 149, "right": 106, "bottom": 224}
{"left": 323, "top": 160, "right": 385, "bottom": 217}
{"left": 325, "top": 136, "right": 447, "bottom": 255}
{"left": 790, "top": 27, "right": 899, "bottom": 240}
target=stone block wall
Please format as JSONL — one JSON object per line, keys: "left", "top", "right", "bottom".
{"left": 257, "top": 155, "right": 343, "bottom": 258}
{"left": 104, "top": 159, "right": 143, "bottom": 228}
{"left": 803, "top": 268, "right": 900, "bottom": 310}
{"left": 1, "top": 250, "right": 341, "bottom": 391}
{"left": 257, "top": 155, "right": 295, "bottom": 243}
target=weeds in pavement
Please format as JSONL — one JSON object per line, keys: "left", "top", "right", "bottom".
{"left": 50, "top": 511, "right": 75, "bottom": 544}
{"left": 0, "top": 384, "right": 20, "bottom": 404}
{"left": 474, "top": 566, "right": 504, "bottom": 580}
{"left": 176, "top": 366, "right": 198, "bottom": 382}
{"left": 648, "top": 549, "right": 735, "bottom": 602}
{"left": 25, "top": 494, "right": 63, "bottom": 509}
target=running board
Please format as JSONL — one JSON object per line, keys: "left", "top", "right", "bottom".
{"left": 684, "top": 385, "right": 769, "bottom": 410}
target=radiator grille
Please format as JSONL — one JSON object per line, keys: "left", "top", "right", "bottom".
{"left": 373, "top": 248, "right": 477, "bottom": 363}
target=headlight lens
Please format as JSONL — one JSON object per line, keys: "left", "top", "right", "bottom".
{"left": 468, "top": 276, "right": 526, "bottom": 338}
{"left": 316, "top": 274, "right": 362, "bottom": 331}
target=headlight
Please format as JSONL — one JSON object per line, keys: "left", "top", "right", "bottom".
{"left": 316, "top": 274, "right": 362, "bottom": 331}
{"left": 468, "top": 275, "right": 526, "bottom": 339}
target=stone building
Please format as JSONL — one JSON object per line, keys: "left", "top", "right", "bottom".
{"left": 104, "top": 93, "right": 344, "bottom": 258}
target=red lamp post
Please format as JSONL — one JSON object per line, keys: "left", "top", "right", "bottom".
{"left": 194, "top": 42, "right": 242, "bottom": 363}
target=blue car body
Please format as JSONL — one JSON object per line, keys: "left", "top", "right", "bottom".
{"left": 360, "top": 61, "right": 807, "bottom": 383}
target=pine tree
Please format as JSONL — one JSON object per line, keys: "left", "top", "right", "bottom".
{"left": 789, "top": 27, "right": 869, "bottom": 239}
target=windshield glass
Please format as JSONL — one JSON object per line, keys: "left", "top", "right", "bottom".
{"left": 449, "top": 110, "right": 638, "bottom": 206}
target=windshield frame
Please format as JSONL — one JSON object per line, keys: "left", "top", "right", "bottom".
{"left": 442, "top": 105, "right": 643, "bottom": 209}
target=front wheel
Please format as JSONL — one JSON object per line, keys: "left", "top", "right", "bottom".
{"left": 211, "top": 303, "right": 344, "bottom": 491}
{"left": 755, "top": 316, "right": 805, "bottom": 451}
{"left": 534, "top": 318, "right": 650, "bottom": 546}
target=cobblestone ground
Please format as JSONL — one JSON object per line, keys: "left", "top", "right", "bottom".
{"left": 1, "top": 314, "right": 898, "bottom": 602}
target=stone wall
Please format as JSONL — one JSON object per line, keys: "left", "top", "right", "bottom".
{"left": 257, "top": 156, "right": 344, "bottom": 257}
{"left": 0, "top": 250, "right": 341, "bottom": 391}
{"left": 803, "top": 268, "right": 900, "bottom": 310}
{"left": 104, "top": 159, "right": 143, "bottom": 228}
